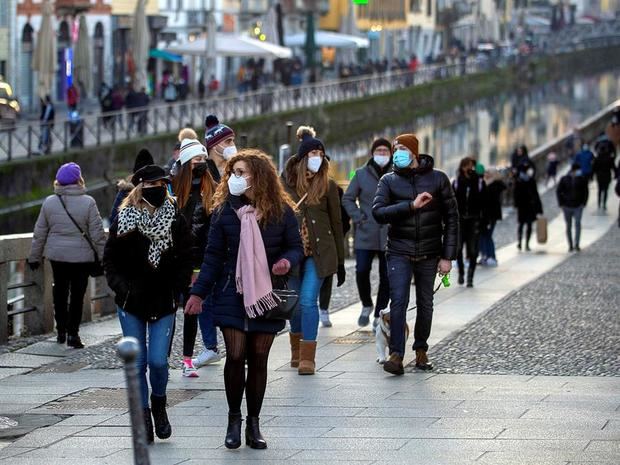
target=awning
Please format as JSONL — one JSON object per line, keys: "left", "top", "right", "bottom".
{"left": 284, "top": 30, "right": 369, "bottom": 49}
{"left": 149, "top": 49, "right": 183, "bottom": 63}
{"left": 165, "top": 34, "right": 292, "bottom": 58}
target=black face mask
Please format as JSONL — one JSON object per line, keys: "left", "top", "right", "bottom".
{"left": 142, "top": 186, "right": 167, "bottom": 208}
{"left": 192, "top": 162, "right": 208, "bottom": 179}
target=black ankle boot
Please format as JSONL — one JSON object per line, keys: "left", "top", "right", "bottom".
{"left": 143, "top": 408, "right": 154, "bottom": 444}
{"left": 225, "top": 412, "right": 242, "bottom": 449}
{"left": 67, "top": 335, "right": 84, "bottom": 348}
{"left": 245, "top": 416, "right": 267, "bottom": 449}
{"left": 150, "top": 394, "right": 171, "bottom": 439}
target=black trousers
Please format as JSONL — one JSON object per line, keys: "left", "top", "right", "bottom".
{"left": 457, "top": 218, "right": 480, "bottom": 279}
{"left": 50, "top": 261, "right": 90, "bottom": 336}
{"left": 319, "top": 274, "right": 333, "bottom": 311}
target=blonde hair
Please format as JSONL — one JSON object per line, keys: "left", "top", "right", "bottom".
{"left": 296, "top": 125, "right": 316, "bottom": 141}
{"left": 178, "top": 128, "right": 198, "bottom": 141}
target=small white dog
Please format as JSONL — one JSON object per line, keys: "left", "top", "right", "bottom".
{"left": 375, "top": 308, "right": 410, "bottom": 364}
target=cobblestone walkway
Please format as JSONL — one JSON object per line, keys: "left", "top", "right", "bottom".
{"left": 425, "top": 225, "right": 620, "bottom": 376}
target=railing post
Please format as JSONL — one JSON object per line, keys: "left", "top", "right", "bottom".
{"left": 82, "top": 278, "right": 93, "bottom": 324}
{"left": 0, "top": 260, "right": 8, "bottom": 344}
{"left": 64, "top": 122, "right": 69, "bottom": 153}
{"left": 7, "top": 129, "right": 12, "bottom": 161}
{"left": 117, "top": 337, "right": 151, "bottom": 465}
{"left": 23, "top": 263, "right": 45, "bottom": 336}
{"left": 27, "top": 126, "right": 32, "bottom": 158}
{"left": 96, "top": 116, "right": 101, "bottom": 146}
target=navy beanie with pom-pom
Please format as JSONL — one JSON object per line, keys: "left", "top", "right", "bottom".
{"left": 204, "top": 114, "right": 235, "bottom": 150}
{"left": 297, "top": 133, "right": 326, "bottom": 159}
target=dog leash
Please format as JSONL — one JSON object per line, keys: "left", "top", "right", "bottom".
{"left": 406, "top": 273, "right": 450, "bottom": 313}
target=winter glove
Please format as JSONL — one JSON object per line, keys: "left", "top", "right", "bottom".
{"left": 336, "top": 264, "right": 346, "bottom": 287}
{"left": 185, "top": 294, "right": 204, "bottom": 315}
{"left": 28, "top": 261, "right": 40, "bottom": 271}
{"left": 272, "top": 258, "right": 291, "bottom": 276}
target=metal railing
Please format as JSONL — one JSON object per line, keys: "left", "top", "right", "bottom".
{"left": 0, "top": 233, "right": 115, "bottom": 345}
{"left": 0, "top": 61, "right": 484, "bottom": 162}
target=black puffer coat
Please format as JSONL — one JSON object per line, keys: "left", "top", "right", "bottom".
{"left": 372, "top": 154, "right": 459, "bottom": 260}
{"left": 103, "top": 203, "right": 194, "bottom": 322}
{"left": 190, "top": 195, "right": 304, "bottom": 334}
{"left": 452, "top": 173, "right": 486, "bottom": 220}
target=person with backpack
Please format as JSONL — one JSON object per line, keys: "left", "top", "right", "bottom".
{"left": 557, "top": 163, "right": 589, "bottom": 252}
{"left": 28, "top": 163, "right": 106, "bottom": 348}
{"left": 342, "top": 137, "right": 392, "bottom": 328}
{"left": 452, "top": 157, "right": 486, "bottom": 287}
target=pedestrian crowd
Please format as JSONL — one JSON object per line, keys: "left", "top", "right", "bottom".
{"left": 26, "top": 106, "right": 620, "bottom": 449}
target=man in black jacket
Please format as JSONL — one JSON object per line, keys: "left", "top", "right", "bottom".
{"left": 557, "top": 163, "right": 589, "bottom": 252}
{"left": 373, "top": 134, "right": 459, "bottom": 375}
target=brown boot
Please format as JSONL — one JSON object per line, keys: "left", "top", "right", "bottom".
{"left": 383, "top": 353, "right": 404, "bottom": 375}
{"left": 289, "top": 332, "right": 302, "bottom": 368}
{"left": 415, "top": 348, "right": 433, "bottom": 371}
{"left": 298, "top": 340, "right": 317, "bottom": 375}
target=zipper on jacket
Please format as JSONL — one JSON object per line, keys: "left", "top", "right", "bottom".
{"left": 411, "top": 176, "right": 420, "bottom": 258}
{"left": 122, "top": 284, "right": 132, "bottom": 309}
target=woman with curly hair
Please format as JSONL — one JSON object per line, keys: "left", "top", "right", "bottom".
{"left": 185, "top": 149, "right": 303, "bottom": 450}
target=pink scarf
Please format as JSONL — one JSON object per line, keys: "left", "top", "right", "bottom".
{"left": 235, "top": 205, "right": 279, "bottom": 318}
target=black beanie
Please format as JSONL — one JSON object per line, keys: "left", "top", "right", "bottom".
{"left": 133, "top": 149, "right": 154, "bottom": 174}
{"left": 297, "top": 133, "right": 326, "bottom": 159}
{"left": 370, "top": 137, "right": 391, "bottom": 155}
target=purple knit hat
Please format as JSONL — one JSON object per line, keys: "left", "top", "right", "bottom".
{"left": 56, "top": 162, "right": 82, "bottom": 186}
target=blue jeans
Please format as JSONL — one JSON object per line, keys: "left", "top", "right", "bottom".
{"left": 479, "top": 221, "right": 497, "bottom": 260}
{"left": 562, "top": 206, "right": 583, "bottom": 249}
{"left": 290, "top": 257, "right": 324, "bottom": 341}
{"left": 387, "top": 254, "right": 438, "bottom": 357}
{"left": 198, "top": 298, "right": 218, "bottom": 348}
{"left": 117, "top": 308, "right": 175, "bottom": 408}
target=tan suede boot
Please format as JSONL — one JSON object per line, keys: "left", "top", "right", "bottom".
{"left": 298, "top": 340, "right": 317, "bottom": 375}
{"left": 415, "top": 348, "right": 433, "bottom": 371}
{"left": 289, "top": 332, "right": 302, "bottom": 368}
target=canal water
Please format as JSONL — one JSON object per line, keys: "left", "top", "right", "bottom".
{"left": 1, "top": 67, "right": 619, "bottom": 235}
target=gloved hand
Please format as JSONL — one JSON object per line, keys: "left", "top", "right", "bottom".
{"left": 28, "top": 261, "right": 40, "bottom": 271}
{"left": 337, "top": 264, "right": 346, "bottom": 287}
{"left": 272, "top": 258, "right": 291, "bottom": 276}
{"left": 184, "top": 294, "right": 204, "bottom": 315}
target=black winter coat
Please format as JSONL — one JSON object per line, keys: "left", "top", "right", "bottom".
{"left": 593, "top": 152, "right": 616, "bottom": 186}
{"left": 103, "top": 205, "right": 194, "bottom": 321}
{"left": 557, "top": 173, "right": 589, "bottom": 208}
{"left": 452, "top": 173, "right": 486, "bottom": 220}
{"left": 514, "top": 176, "right": 543, "bottom": 223}
{"left": 179, "top": 183, "right": 212, "bottom": 269}
{"left": 372, "top": 154, "right": 459, "bottom": 260}
{"left": 190, "top": 195, "right": 304, "bottom": 334}
{"left": 483, "top": 180, "right": 506, "bottom": 223}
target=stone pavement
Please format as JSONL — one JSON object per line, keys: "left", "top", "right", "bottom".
{"left": 0, "top": 184, "right": 618, "bottom": 465}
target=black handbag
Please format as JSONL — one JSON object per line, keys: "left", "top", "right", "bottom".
{"left": 57, "top": 194, "right": 104, "bottom": 277}
{"left": 263, "top": 276, "right": 298, "bottom": 321}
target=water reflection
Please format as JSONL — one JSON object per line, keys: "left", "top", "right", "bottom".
{"left": 329, "top": 68, "right": 620, "bottom": 181}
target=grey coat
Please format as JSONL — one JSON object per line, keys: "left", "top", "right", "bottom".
{"left": 342, "top": 159, "right": 390, "bottom": 251}
{"left": 29, "top": 184, "right": 106, "bottom": 264}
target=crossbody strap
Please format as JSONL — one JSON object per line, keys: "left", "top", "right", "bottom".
{"left": 56, "top": 194, "right": 99, "bottom": 261}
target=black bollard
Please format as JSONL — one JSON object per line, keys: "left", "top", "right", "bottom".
{"left": 117, "top": 337, "right": 151, "bottom": 465}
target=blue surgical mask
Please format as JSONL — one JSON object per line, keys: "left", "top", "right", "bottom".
{"left": 393, "top": 149, "right": 412, "bottom": 169}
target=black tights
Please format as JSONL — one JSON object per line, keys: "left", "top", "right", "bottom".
{"left": 221, "top": 328, "right": 275, "bottom": 417}
{"left": 518, "top": 221, "right": 533, "bottom": 248}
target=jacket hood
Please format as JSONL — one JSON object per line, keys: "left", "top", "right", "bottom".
{"left": 394, "top": 153, "right": 435, "bottom": 176}
{"left": 54, "top": 184, "right": 86, "bottom": 196}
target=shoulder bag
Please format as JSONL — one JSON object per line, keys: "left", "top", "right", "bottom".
{"left": 56, "top": 194, "right": 104, "bottom": 277}
{"left": 263, "top": 276, "right": 298, "bottom": 321}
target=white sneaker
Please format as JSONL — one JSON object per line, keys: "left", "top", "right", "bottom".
{"left": 192, "top": 348, "right": 222, "bottom": 368}
{"left": 358, "top": 306, "right": 373, "bottom": 327}
{"left": 486, "top": 258, "right": 498, "bottom": 267}
{"left": 319, "top": 309, "right": 332, "bottom": 327}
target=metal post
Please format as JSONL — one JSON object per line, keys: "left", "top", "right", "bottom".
{"left": 286, "top": 121, "right": 293, "bottom": 149}
{"left": 27, "top": 126, "right": 32, "bottom": 157}
{"left": 117, "top": 337, "right": 151, "bottom": 465}
{"left": 96, "top": 116, "right": 101, "bottom": 146}
{"left": 64, "top": 122, "right": 69, "bottom": 153}
{"left": 7, "top": 130, "right": 12, "bottom": 161}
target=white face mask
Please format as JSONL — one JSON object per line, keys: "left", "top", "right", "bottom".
{"left": 227, "top": 174, "right": 250, "bottom": 196}
{"left": 307, "top": 157, "right": 323, "bottom": 173}
{"left": 373, "top": 154, "right": 390, "bottom": 167}
{"left": 222, "top": 145, "right": 238, "bottom": 161}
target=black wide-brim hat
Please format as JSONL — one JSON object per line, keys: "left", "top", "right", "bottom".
{"left": 131, "top": 165, "right": 171, "bottom": 187}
